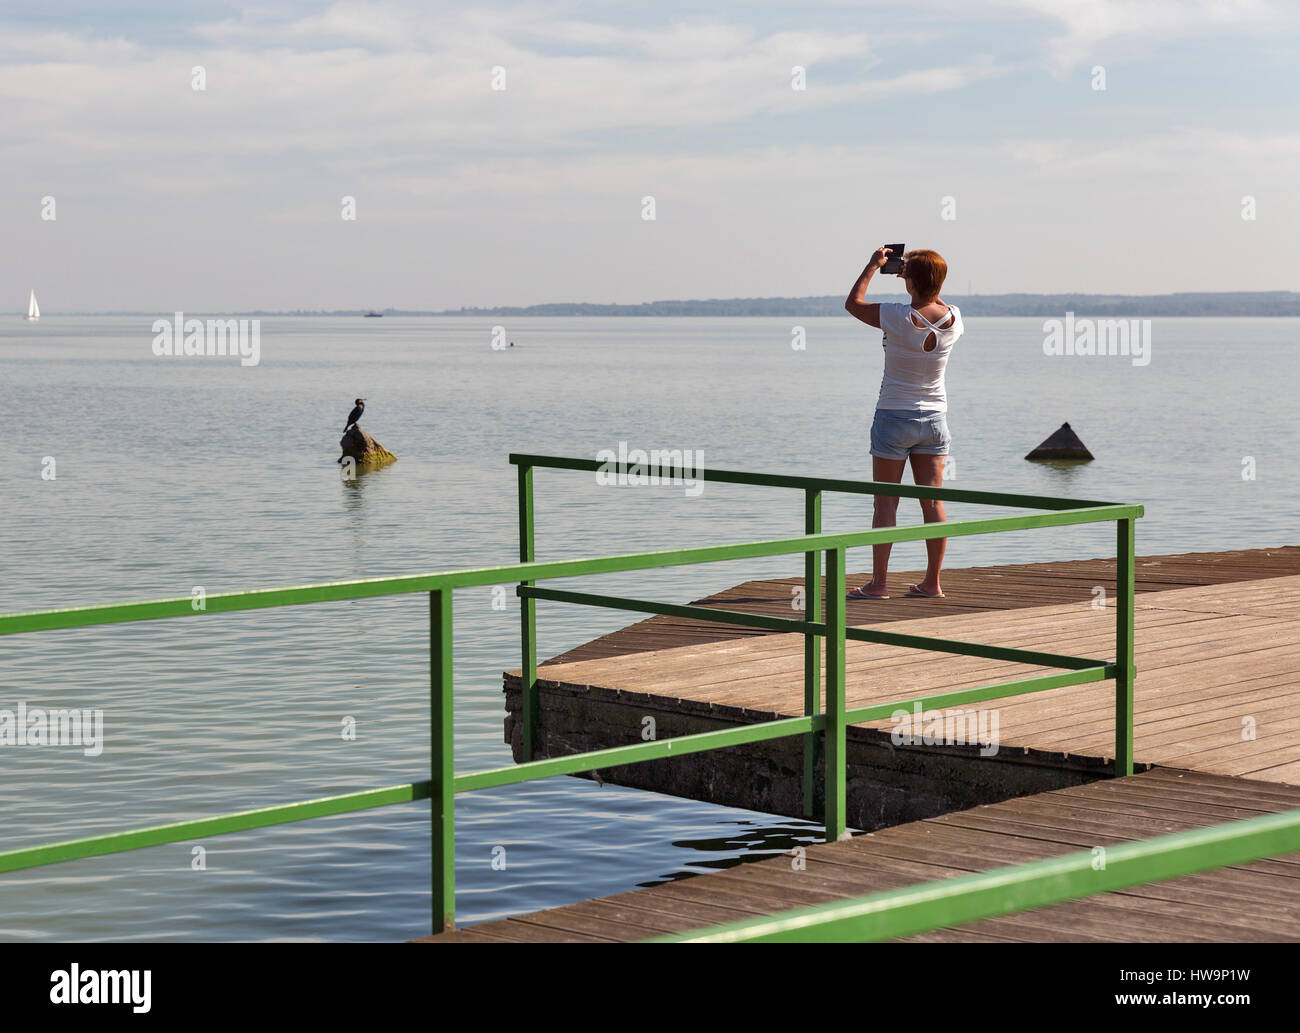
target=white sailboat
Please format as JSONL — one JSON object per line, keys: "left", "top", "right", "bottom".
{"left": 24, "top": 289, "right": 39, "bottom": 321}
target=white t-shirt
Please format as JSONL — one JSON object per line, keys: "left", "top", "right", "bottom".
{"left": 875, "top": 301, "right": 963, "bottom": 412}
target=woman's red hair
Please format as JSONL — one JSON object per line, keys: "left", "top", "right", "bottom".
{"left": 904, "top": 250, "right": 947, "bottom": 300}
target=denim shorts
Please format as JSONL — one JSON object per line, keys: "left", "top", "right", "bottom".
{"left": 870, "top": 409, "right": 951, "bottom": 460}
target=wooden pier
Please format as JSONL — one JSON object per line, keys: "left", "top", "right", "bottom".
{"left": 503, "top": 548, "right": 1300, "bottom": 826}
{"left": 420, "top": 768, "right": 1300, "bottom": 942}
{"left": 423, "top": 547, "right": 1300, "bottom": 942}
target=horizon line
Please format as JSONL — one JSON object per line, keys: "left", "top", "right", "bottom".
{"left": 28, "top": 288, "right": 1300, "bottom": 318}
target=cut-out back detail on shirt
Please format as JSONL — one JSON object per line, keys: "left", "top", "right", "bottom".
{"left": 911, "top": 308, "right": 952, "bottom": 351}
{"left": 908, "top": 307, "right": 955, "bottom": 330}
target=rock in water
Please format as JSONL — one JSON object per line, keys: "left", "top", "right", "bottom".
{"left": 338, "top": 426, "right": 398, "bottom": 468}
{"left": 1025, "top": 422, "right": 1094, "bottom": 461}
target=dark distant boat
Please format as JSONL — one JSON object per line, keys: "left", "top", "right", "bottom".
{"left": 364, "top": 310, "right": 384, "bottom": 318}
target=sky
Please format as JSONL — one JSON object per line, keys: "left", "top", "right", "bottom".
{"left": 3, "top": 0, "right": 1298, "bottom": 311}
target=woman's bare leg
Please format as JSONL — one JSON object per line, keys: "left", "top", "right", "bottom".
{"left": 909, "top": 453, "right": 947, "bottom": 595}
{"left": 866, "top": 456, "right": 906, "bottom": 595}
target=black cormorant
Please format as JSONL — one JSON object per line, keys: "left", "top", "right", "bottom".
{"left": 345, "top": 398, "right": 365, "bottom": 432}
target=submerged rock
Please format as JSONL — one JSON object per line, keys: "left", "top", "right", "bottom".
{"left": 338, "top": 426, "right": 397, "bottom": 469}
{"left": 1025, "top": 422, "right": 1094, "bottom": 461}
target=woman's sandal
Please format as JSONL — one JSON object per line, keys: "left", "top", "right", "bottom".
{"left": 848, "top": 585, "right": 889, "bottom": 600}
{"left": 905, "top": 584, "right": 945, "bottom": 598}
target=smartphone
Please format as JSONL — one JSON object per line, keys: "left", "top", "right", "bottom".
{"left": 881, "top": 244, "right": 906, "bottom": 275}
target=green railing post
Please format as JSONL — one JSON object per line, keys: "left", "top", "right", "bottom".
{"left": 1115, "top": 517, "right": 1136, "bottom": 776}
{"left": 518, "top": 463, "right": 539, "bottom": 761}
{"left": 824, "top": 547, "right": 847, "bottom": 842}
{"left": 802, "top": 489, "right": 822, "bottom": 818}
{"left": 430, "top": 588, "right": 455, "bottom": 932}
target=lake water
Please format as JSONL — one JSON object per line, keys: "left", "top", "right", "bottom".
{"left": 3, "top": 315, "right": 1296, "bottom": 941}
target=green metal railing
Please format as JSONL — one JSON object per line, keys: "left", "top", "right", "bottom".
{"left": 510, "top": 453, "right": 1140, "bottom": 821}
{"left": 0, "top": 453, "right": 1142, "bottom": 936}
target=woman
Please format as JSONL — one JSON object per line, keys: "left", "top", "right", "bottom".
{"left": 843, "top": 245, "right": 963, "bottom": 599}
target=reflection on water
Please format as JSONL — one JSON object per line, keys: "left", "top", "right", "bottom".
{"left": 339, "top": 455, "right": 401, "bottom": 525}
{"left": 1030, "top": 458, "right": 1095, "bottom": 482}
{"left": 640, "top": 819, "right": 827, "bottom": 886}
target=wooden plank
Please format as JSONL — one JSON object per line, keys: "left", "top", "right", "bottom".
{"left": 546, "top": 547, "right": 1300, "bottom": 664}
{"left": 497, "top": 918, "right": 613, "bottom": 943}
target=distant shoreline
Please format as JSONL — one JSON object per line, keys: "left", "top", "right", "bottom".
{"left": 56, "top": 291, "right": 1300, "bottom": 318}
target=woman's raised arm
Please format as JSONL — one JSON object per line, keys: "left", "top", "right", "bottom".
{"left": 844, "top": 246, "right": 893, "bottom": 328}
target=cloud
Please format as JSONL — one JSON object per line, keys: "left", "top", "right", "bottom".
{"left": 2, "top": 2, "right": 1296, "bottom": 308}
{"left": 995, "top": 0, "right": 1289, "bottom": 74}
{"left": 0, "top": 4, "right": 997, "bottom": 191}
